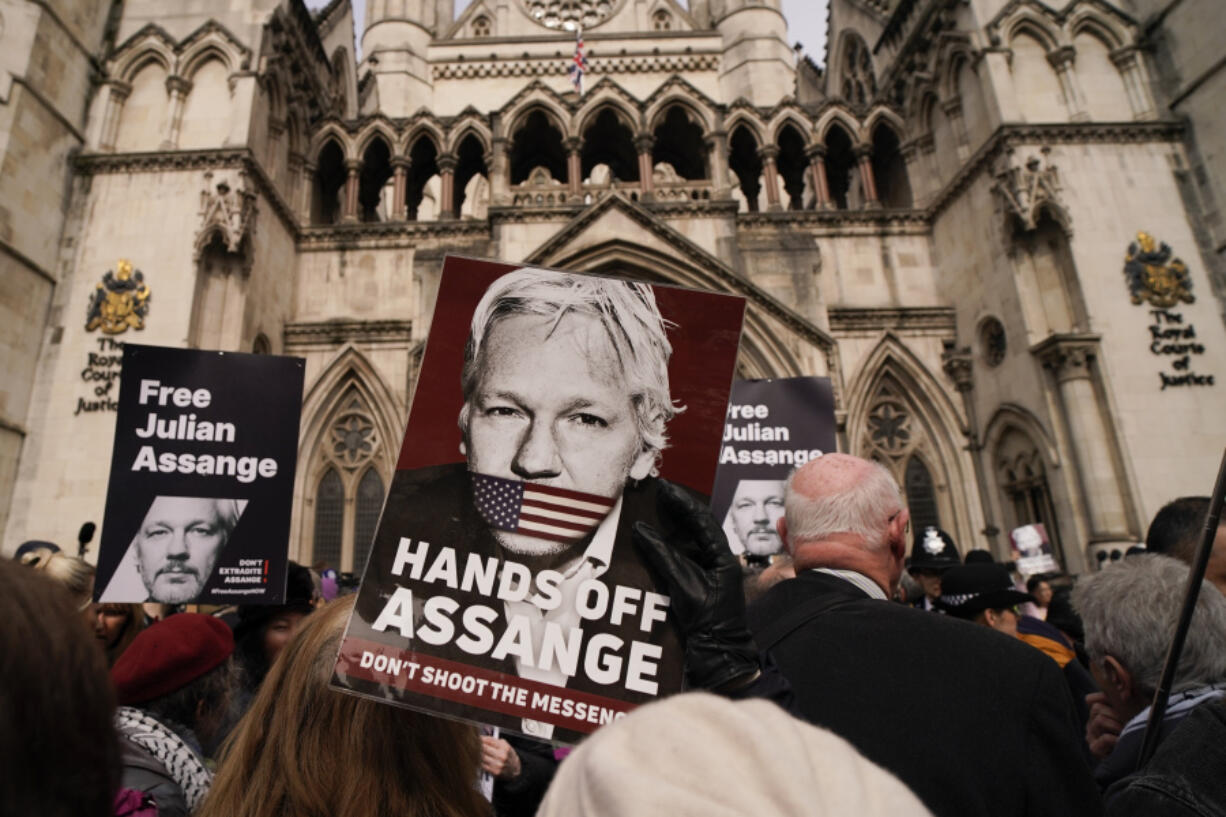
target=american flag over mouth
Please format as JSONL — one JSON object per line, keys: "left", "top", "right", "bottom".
{"left": 471, "top": 473, "right": 614, "bottom": 544}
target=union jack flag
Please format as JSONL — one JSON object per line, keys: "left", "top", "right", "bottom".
{"left": 567, "top": 26, "right": 588, "bottom": 95}
{"left": 472, "top": 472, "right": 614, "bottom": 544}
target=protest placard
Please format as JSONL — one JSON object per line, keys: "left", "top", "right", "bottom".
{"left": 95, "top": 344, "right": 304, "bottom": 605}
{"left": 332, "top": 257, "right": 745, "bottom": 743}
{"left": 1010, "top": 523, "right": 1060, "bottom": 576}
{"left": 711, "top": 378, "right": 837, "bottom": 560}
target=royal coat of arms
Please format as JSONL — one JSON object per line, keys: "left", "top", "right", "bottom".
{"left": 85, "top": 260, "right": 151, "bottom": 334}
{"left": 1123, "top": 232, "right": 1194, "bottom": 308}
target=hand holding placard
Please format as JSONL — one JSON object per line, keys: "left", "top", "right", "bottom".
{"left": 633, "top": 481, "right": 759, "bottom": 690}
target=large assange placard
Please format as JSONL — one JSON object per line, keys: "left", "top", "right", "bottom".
{"left": 95, "top": 345, "right": 304, "bottom": 605}
{"left": 333, "top": 257, "right": 745, "bottom": 743}
{"left": 711, "top": 377, "right": 837, "bottom": 558}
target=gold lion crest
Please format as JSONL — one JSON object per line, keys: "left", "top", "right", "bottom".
{"left": 85, "top": 259, "right": 152, "bottom": 334}
{"left": 1123, "top": 231, "right": 1194, "bottom": 308}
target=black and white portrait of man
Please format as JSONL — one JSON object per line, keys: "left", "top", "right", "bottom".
{"left": 724, "top": 479, "right": 786, "bottom": 560}
{"left": 100, "top": 496, "right": 245, "bottom": 604}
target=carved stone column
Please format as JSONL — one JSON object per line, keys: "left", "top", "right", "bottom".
{"left": 489, "top": 136, "right": 510, "bottom": 205}
{"left": 163, "top": 75, "right": 192, "bottom": 149}
{"left": 806, "top": 144, "right": 831, "bottom": 210}
{"left": 635, "top": 134, "right": 655, "bottom": 197}
{"left": 1047, "top": 47, "right": 1088, "bottom": 122}
{"left": 705, "top": 130, "right": 730, "bottom": 197}
{"left": 942, "top": 345, "right": 1000, "bottom": 551}
{"left": 391, "top": 157, "right": 410, "bottom": 220}
{"left": 854, "top": 144, "right": 880, "bottom": 208}
{"left": 1033, "top": 334, "right": 1133, "bottom": 544}
{"left": 1110, "top": 46, "right": 1156, "bottom": 120}
{"left": 565, "top": 137, "right": 583, "bottom": 197}
{"left": 100, "top": 81, "right": 131, "bottom": 151}
{"left": 342, "top": 158, "right": 362, "bottom": 222}
{"left": 437, "top": 153, "right": 458, "bottom": 218}
{"left": 758, "top": 144, "right": 781, "bottom": 210}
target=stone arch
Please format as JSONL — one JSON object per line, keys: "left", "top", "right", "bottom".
{"left": 645, "top": 93, "right": 715, "bottom": 134}
{"left": 1071, "top": 26, "right": 1132, "bottom": 121}
{"left": 722, "top": 109, "right": 767, "bottom": 146}
{"left": 845, "top": 333, "right": 978, "bottom": 548}
{"left": 727, "top": 124, "right": 763, "bottom": 212}
{"left": 652, "top": 105, "right": 708, "bottom": 181}
{"left": 113, "top": 43, "right": 175, "bottom": 85}
{"left": 1009, "top": 29, "right": 1068, "bottom": 123}
{"left": 290, "top": 345, "right": 403, "bottom": 565}
{"left": 179, "top": 44, "right": 236, "bottom": 81}
{"left": 862, "top": 106, "right": 906, "bottom": 141}
{"left": 1004, "top": 14, "right": 1062, "bottom": 53}
{"left": 983, "top": 403, "right": 1060, "bottom": 471}
{"left": 113, "top": 57, "right": 169, "bottom": 152}
{"left": 581, "top": 106, "right": 640, "bottom": 182}
{"left": 1066, "top": 7, "right": 1129, "bottom": 50}
{"left": 400, "top": 119, "right": 445, "bottom": 156}
{"left": 508, "top": 107, "right": 567, "bottom": 185}
{"left": 354, "top": 120, "right": 398, "bottom": 159}
{"left": 575, "top": 94, "right": 641, "bottom": 138}
{"left": 445, "top": 116, "right": 493, "bottom": 155}
{"left": 178, "top": 55, "right": 232, "bottom": 149}
{"left": 311, "top": 137, "right": 347, "bottom": 224}
{"left": 767, "top": 109, "right": 814, "bottom": 148}
{"left": 814, "top": 107, "right": 863, "bottom": 144}
{"left": 502, "top": 89, "right": 573, "bottom": 141}
{"left": 310, "top": 122, "right": 354, "bottom": 161}
{"left": 983, "top": 404, "right": 1066, "bottom": 564}
{"left": 870, "top": 120, "right": 912, "bottom": 208}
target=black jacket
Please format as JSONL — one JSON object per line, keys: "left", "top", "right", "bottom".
{"left": 747, "top": 570, "right": 1103, "bottom": 817}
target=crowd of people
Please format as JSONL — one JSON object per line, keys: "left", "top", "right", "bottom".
{"left": 6, "top": 451, "right": 1225, "bottom": 816}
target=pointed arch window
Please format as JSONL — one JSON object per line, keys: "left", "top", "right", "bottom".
{"left": 313, "top": 469, "right": 344, "bottom": 570}
{"left": 995, "top": 428, "right": 1063, "bottom": 566}
{"left": 308, "top": 386, "right": 389, "bottom": 573}
{"left": 904, "top": 457, "right": 940, "bottom": 532}
{"left": 860, "top": 375, "right": 948, "bottom": 532}
{"left": 353, "top": 468, "right": 385, "bottom": 576}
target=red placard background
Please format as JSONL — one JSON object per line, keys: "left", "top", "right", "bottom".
{"left": 396, "top": 256, "right": 745, "bottom": 494}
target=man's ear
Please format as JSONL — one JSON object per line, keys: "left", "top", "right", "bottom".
{"left": 776, "top": 517, "right": 791, "bottom": 555}
{"left": 459, "top": 440, "right": 467, "bottom": 457}
{"left": 629, "top": 447, "right": 656, "bottom": 481}
{"left": 888, "top": 509, "right": 910, "bottom": 560}
{"left": 1102, "top": 655, "right": 1134, "bottom": 701}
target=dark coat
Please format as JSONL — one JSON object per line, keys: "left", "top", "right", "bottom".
{"left": 1106, "top": 697, "right": 1226, "bottom": 816}
{"left": 746, "top": 570, "right": 1103, "bottom": 817}
{"left": 348, "top": 463, "right": 687, "bottom": 743}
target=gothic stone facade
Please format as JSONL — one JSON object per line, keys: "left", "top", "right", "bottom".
{"left": 3, "top": 0, "right": 1225, "bottom": 575}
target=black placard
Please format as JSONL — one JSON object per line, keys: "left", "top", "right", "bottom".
{"left": 94, "top": 344, "right": 304, "bottom": 605}
{"left": 710, "top": 377, "right": 838, "bottom": 557}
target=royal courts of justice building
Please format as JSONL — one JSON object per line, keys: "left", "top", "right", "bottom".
{"left": 2, "top": 0, "right": 1224, "bottom": 575}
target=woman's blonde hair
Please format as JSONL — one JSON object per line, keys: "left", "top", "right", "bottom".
{"left": 199, "top": 595, "right": 488, "bottom": 817}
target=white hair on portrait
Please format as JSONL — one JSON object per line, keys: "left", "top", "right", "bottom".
{"left": 1073, "top": 553, "right": 1226, "bottom": 696}
{"left": 783, "top": 459, "right": 901, "bottom": 551}
{"left": 458, "top": 267, "right": 683, "bottom": 469}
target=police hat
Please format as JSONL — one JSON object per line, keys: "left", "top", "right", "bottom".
{"left": 937, "top": 563, "right": 1034, "bottom": 619}
{"left": 908, "top": 526, "right": 960, "bottom": 573}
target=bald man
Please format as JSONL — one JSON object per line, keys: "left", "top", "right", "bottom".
{"left": 746, "top": 454, "right": 1101, "bottom": 817}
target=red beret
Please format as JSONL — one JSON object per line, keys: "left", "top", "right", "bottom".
{"left": 111, "top": 614, "right": 234, "bottom": 706}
